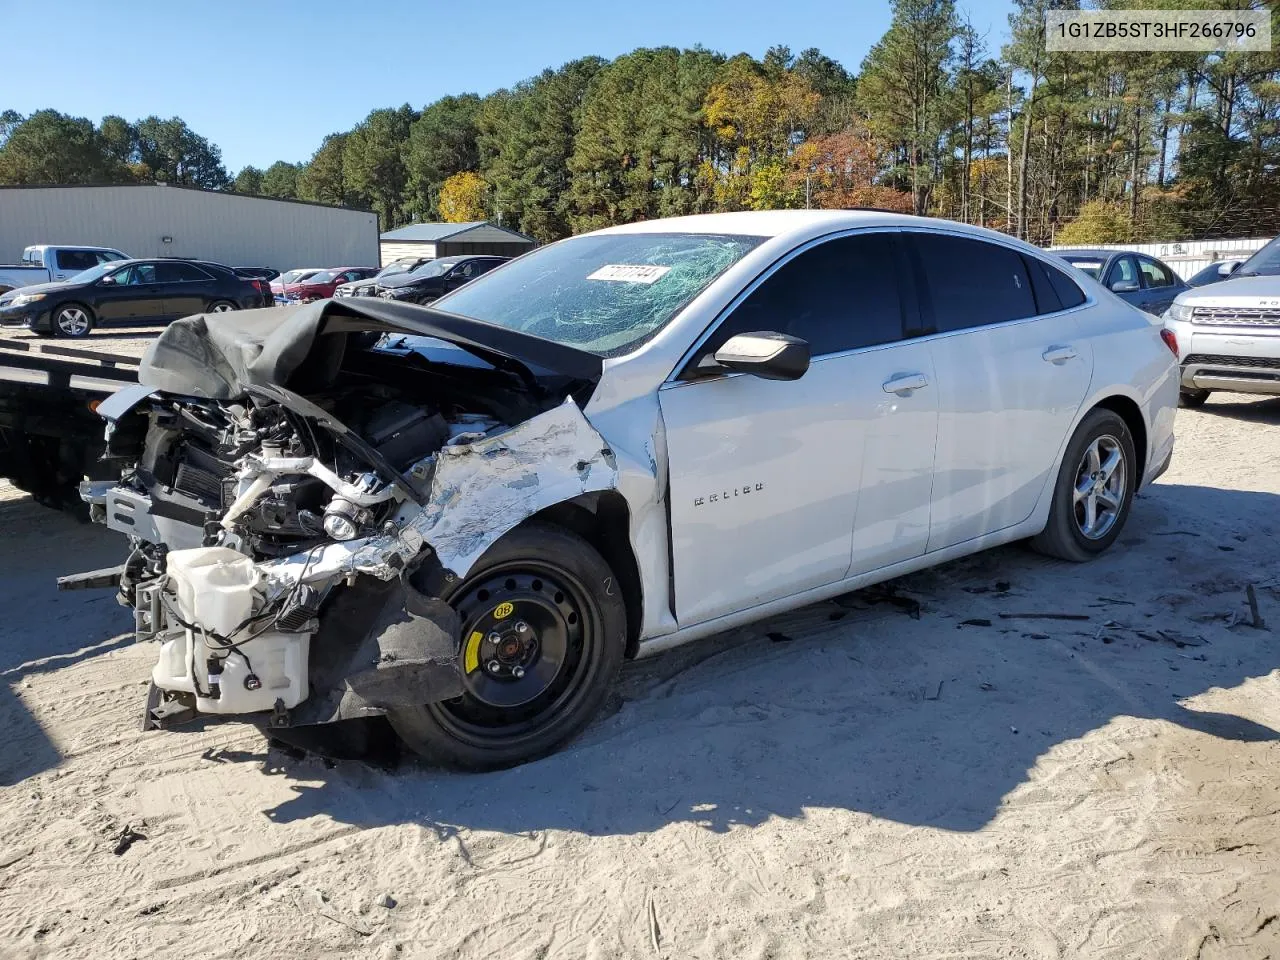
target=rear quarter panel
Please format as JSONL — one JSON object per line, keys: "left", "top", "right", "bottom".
{"left": 1067, "top": 298, "right": 1177, "bottom": 486}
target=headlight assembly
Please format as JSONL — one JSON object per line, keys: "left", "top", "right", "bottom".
{"left": 10, "top": 293, "right": 46, "bottom": 307}
{"left": 1168, "top": 302, "right": 1194, "bottom": 323}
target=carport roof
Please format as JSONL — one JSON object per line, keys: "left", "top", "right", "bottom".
{"left": 380, "top": 221, "right": 534, "bottom": 243}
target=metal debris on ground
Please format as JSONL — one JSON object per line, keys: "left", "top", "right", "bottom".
{"left": 112, "top": 825, "right": 146, "bottom": 856}
{"left": 1246, "top": 584, "right": 1267, "bottom": 630}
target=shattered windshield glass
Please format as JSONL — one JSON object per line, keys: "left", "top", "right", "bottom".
{"left": 433, "top": 233, "right": 764, "bottom": 357}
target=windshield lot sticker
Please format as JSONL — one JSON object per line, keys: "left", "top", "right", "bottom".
{"left": 587, "top": 264, "right": 671, "bottom": 283}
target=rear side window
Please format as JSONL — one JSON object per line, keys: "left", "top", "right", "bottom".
{"left": 1139, "top": 257, "right": 1175, "bottom": 288}
{"left": 156, "top": 262, "right": 212, "bottom": 282}
{"left": 57, "top": 249, "right": 101, "bottom": 272}
{"left": 911, "top": 233, "right": 1036, "bottom": 332}
{"left": 1045, "top": 261, "right": 1086, "bottom": 308}
{"left": 704, "top": 233, "right": 905, "bottom": 358}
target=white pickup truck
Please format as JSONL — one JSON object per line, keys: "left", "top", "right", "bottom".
{"left": 1163, "top": 237, "right": 1280, "bottom": 407}
{"left": 0, "top": 244, "right": 129, "bottom": 295}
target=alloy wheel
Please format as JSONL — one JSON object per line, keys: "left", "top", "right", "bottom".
{"left": 209, "top": 302, "right": 236, "bottom": 313}
{"left": 1073, "top": 434, "right": 1126, "bottom": 540}
{"left": 56, "top": 307, "right": 90, "bottom": 336}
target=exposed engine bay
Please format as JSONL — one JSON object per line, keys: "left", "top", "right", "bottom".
{"left": 74, "top": 299, "right": 618, "bottom": 731}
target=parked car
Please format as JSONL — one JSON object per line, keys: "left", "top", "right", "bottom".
{"left": 376, "top": 255, "right": 508, "bottom": 304}
{"left": 1162, "top": 235, "right": 1280, "bottom": 407}
{"left": 235, "top": 266, "right": 281, "bottom": 282}
{"left": 1185, "top": 259, "right": 1244, "bottom": 287}
{"left": 280, "top": 267, "right": 378, "bottom": 303}
{"left": 0, "top": 258, "right": 271, "bottom": 337}
{"left": 81, "top": 210, "right": 1176, "bottom": 769}
{"left": 335, "top": 259, "right": 430, "bottom": 298}
{"left": 0, "top": 245, "right": 129, "bottom": 295}
{"left": 1054, "top": 249, "right": 1188, "bottom": 315}
{"left": 270, "top": 269, "right": 323, "bottom": 298}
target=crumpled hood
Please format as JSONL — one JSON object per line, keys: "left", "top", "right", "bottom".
{"left": 137, "top": 297, "right": 603, "bottom": 400}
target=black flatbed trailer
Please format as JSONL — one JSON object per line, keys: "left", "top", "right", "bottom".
{"left": 0, "top": 339, "right": 139, "bottom": 510}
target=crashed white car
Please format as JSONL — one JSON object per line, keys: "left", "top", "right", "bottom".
{"left": 79, "top": 210, "right": 1177, "bottom": 769}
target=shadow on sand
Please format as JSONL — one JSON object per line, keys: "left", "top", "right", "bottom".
{"left": 255, "top": 482, "right": 1280, "bottom": 837}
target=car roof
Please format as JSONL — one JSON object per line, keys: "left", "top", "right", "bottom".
{"left": 1054, "top": 249, "right": 1117, "bottom": 260}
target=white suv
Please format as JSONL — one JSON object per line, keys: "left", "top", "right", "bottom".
{"left": 1163, "top": 238, "right": 1280, "bottom": 407}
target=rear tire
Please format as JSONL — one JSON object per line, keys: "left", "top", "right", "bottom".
{"left": 387, "top": 523, "right": 626, "bottom": 770}
{"left": 207, "top": 300, "right": 238, "bottom": 314}
{"left": 1178, "top": 388, "right": 1210, "bottom": 408}
{"left": 53, "top": 303, "right": 94, "bottom": 338}
{"left": 1031, "top": 408, "right": 1137, "bottom": 562}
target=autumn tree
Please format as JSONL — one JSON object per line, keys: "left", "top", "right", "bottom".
{"left": 438, "top": 171, "right": 487, "bottom": 221}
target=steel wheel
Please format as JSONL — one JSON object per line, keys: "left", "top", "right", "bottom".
{"left": 55, "top": 305, "right": 91, "bottom": 337}
{"left": 208, "top": 300, "right": 237, "bottom": 313}
{"left": 386, "top": 523, "right": 626, "bottom": 769}
{"left": 1073, "top": 434, "right": 1126, "bottom": 540}
{"left": 432, "top": 561, "right": 601, "bottom": 742}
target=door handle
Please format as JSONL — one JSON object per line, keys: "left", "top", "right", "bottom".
{"left": 882, "top": 372, "right": 929, "bottom": 395}
{"left": 1042, "top": 345, "right": 1078, "bottom": 364}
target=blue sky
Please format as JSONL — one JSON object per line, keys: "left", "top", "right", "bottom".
{"left": 4, "top": 0, "right": 1014, "bottom": 174}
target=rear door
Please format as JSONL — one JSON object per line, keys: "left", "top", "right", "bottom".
{"left": 1136, "top": 255, "right": 1182, "bottom": 315}
{"left": 659, "top": 230, "right": 939, "bottom": 626}
{"left": 158, "top": 262, "right": 218, "bottom": 318}
{"left": 906, "top": 232, "right": 1094, "bottom": 552}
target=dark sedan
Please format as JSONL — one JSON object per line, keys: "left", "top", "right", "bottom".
{"left": 0, "top": 258, "right": 271, "bottom": 337}
{"left": 376, "top": 255, "right": 509, "bottom": 305}
{"left": 1053, "top": 248, "right": 1188, "bottom": 316}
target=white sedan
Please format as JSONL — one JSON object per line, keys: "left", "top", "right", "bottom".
{"left": 88, "top": 210, "right": 1178, "bottom": 769}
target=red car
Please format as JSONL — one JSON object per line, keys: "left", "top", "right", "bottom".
{"left": 280, "top": 267, "right": 378, "bottom": 302}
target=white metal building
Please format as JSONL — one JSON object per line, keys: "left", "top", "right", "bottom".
{"left": 1051, "top": 236, "right": 1272, "bottom": 280}
{"left": 379, "top": 222, "right": 536, "bottom": 266}
{"left": 0, "top": 184, "right": 380, "bottom": 271}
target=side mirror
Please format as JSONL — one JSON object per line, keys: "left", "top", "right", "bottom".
{"left": 1218, "top": 261, "right": 1239, "bottom": 277}
{"left": 1110, "top": 279, "right": 1140, "bottom": 293}
{"left": 99, "top": 275, "right": 117, "bottom": 286}
{"left": 711, "top": 332, "right": 810, "bottom": 381}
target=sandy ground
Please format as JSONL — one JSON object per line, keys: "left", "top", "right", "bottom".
{"left": 0, "top": 323, "right": 158, "bottom": 359}
{"left": 1, "top": 382, "right": 1278, "bottom": 959}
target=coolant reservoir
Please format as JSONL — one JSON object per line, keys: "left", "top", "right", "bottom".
{"left": 153, "top": 547, "right": 310, "bottom": 715}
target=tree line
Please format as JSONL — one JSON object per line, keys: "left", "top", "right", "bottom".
{"left": 2, "top": 0, "right": 1278, "bottom": 246}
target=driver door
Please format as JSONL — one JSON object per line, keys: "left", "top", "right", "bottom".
{"left": 95, "top": 263, "right": 167, "bottom": 323}
{"left": 658, "top": 231, "right": 939, "bottom": 627}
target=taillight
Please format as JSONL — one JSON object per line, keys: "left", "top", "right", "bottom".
{"left": 251, "top": 279, "right": 269, "bottom": 298}
{"left": 1160, "top": 329, "right": 1179, "bottom": 357}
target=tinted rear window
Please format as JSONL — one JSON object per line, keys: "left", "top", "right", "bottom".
{"left": 912, "top": 233, "right": 1037, "bottom": 332}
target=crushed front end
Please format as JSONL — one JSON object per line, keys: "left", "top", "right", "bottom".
{"left": 75, "top": 300, "right": 614, "bottom": 734}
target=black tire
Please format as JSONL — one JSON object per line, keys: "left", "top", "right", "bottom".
{"left": 52, "top": 302, "right": 94, "bottom": 338}
{"left": 1031, "top": 408, "right": 1137, "bottom": 562}
{"left": 387, "top": 523, "right": 626, "bottom": 770}
{"left": 207, "top": 300, "right": 238, "bottom": 314}
{"left": 1178, "top": 388, "right": 1210, "bottom": 408}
